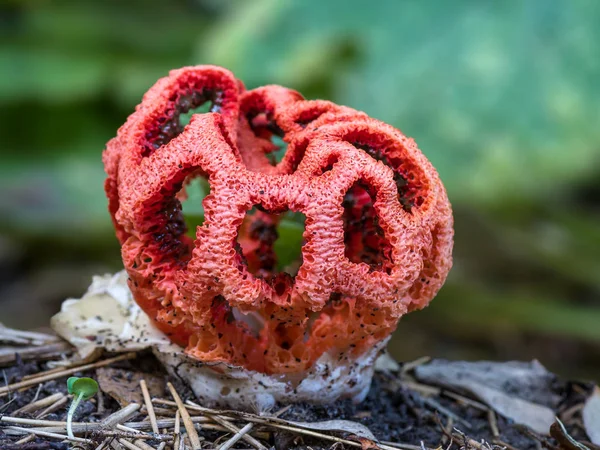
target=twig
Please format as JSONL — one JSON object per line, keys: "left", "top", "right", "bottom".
{"left": 493, "top": 439, "right": 521, "bottom": 450}
{"left": 274, "top": 405, "right": 293, "bottom": 416}
{"left": 93, "top": 430, "right": 172, "bottom": 443}
{"left": 140, "top": 380, "right": 160, "bottom": 435}
{"left": 21, "top": 365, "right": 69, "bottom": 382}
{"left": 1, "top": 416, "right": 84, "bottom": 427}
{"left": 101, "top": 404, "right": 141, "bottom": 428}
{"left": 452, "top": 428, "right": 492, "bottom": 450}
{"left": 399, "top": 380, "right": 441, "bottom": 396}
{"left": 13, "top": 392, "right": 64, "bottom": 416}
{"left": 6, "top": 425, "right": 92, "bottom": 444}
{"left": 440, "top": 417, "right": 453, "bottom": 446}
{"left": 118, "top": 439, "right": 145, "bottom": 450}
{"left": 14, "top": 433, "right": 36, "bottom": 445}
{"left": 144, "top": 406, "right": 174, "bottom": 416}
{"left": 158, "top": 427, "right": 168, "bottom": 450}
{"left": 98, "top": 430, "right": 171, "bottom": 442}
{"left": 211, "top": 415, "right": 266, "bottom": 450}
{"left": 550, "top": 417, "right": 590, "bottom": 450}
{"left": 95, "top": 437, "right": 111, "bottom": 450}
{"left": 560, "top": 403, "right": 584, "bottom": 424}
{"left": 0, "top": 396, "right": 16, "bottom": 413}
{"left": 153, "top": 398, "right": 282, "bottom": 424}
{"left": 36, "top": 394, "right": 69, "bottom": 418}
{"left": 173, "top": 410, "right": 181, "bottom": 450}
{"left": 115, "top": 422, "right": 165, "bottom": 446}
{"left": 380, "top": 442, "right": 432, "bottom": 450}
{"left": 488, "top": 410, "right": 500, "bottom": 438}
{"left": 0, "top": 341, "right": 73, "bottom": 365}
{"left": 217, "top": 423, "right": 255, "bottom": 450}
{"left": 134, "top": 439, "right": 157, "bottom": 450}
{"left": 167, "top": 383, "right": 202, "bottom": 450}
{"left": 96, "top": 386, "right": 106, "bottom": 416}
{"left": 125, "top": 416, "right": 213, "bottom": 429}
{"left": 422, "top": 396, "right": 471, "bottom": 429}
{"left": 216, "top": 404, "right": 291, "bottom": 450}
{"left": 3, "top": 426, "right": 174, "bottom": 443}
{"left": 401, "top": 356, "right": 431, "bottom": 374}
{"left": 443, "top": 390, "right": 489, "bottom": 411}
{"left": 30, "top": 383, "right": 43, "bottom": 404}
{"left": 116, "top": 424, "right": 145, "bottom": 434}
{"left": 514, "top": 424, "right": 560, "bottom": 450}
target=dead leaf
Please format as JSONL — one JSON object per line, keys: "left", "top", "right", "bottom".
{"left": 288, "top": 419, "right": 378, "bottom": 441}
{"left": 550, "top": 417, "right": 590, "bottom": 450}
{"left": 583, "top": 386, "right": 600, "bottom": 445}
{"left": 96, "top": 368, "right": 164, "bottom": 407}
{"left": 415, "top": 359, "right": 561, "bottom": 406}
{"left": 355, "top": 436, "right": 381, "bottom": 449}
{"left": 374, "top": 352, "right": 400, "bottom": 372}
{"left": 415, "top": 359, "right": 556, "bottom": 434}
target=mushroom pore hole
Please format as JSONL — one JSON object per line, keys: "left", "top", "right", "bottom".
{"left": 178, "top": 175, "right": 211, "bottom": 240}
{"left": 142, "top": 87, "right": 222, "bottom": 158}
{"left": 236, "top": 206, "right": 306, "bottom": 293}
{"left": 343, "top": 180, "right": 394, "bottom": 274}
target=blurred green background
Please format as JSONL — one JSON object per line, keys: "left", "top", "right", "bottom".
{"left": 1, "top": 0, "right": 599, "bottom": 380}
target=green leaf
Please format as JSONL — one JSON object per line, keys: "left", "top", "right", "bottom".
{"left": 67, "top": 377, "right": 99, "bottom": 400}
{"left": 66, "top": 377, "right": 79, "bottom": 395}
{"left": 202, "top": 0, "right": 600, "bottom": 203}
{"left": 274, "top": 218, "right": 305, "bottom": 271}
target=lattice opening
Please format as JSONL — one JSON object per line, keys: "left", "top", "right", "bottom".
{"left": 236, "top": 207, "right": 306, "bottom": 283}
{"left": 179, "top": 100, "right": 213, "bottom": 127}
{"left": 342, "top": 180, "right": 393, "bottom": 274}
{"left": 268, "top": 135, "right": 288, "bottom": 166}
{"left": 141, "top": 88, "right": 223, "bottom": 157}
{"left": 177, "top": 174, "right": 211, "bottom": 239}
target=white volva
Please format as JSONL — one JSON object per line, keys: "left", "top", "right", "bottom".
{"left": 52, "top": 271, "right": 388, "bottom": 411}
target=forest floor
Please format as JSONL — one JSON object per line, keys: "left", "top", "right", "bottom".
{"left": 1, "top": 326, "right": 599, "bottom": 450}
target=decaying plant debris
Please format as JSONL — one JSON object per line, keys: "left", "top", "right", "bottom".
{"left": 1, "top": 324, "right": 599, "bottom": 450}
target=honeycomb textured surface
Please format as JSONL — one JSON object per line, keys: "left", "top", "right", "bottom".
{"left": 103, "top": 65, "right": 453, "bottom": 374}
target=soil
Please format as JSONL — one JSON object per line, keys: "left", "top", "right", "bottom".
{"left": 0, "top": 350, "right": 596, "bottom": 450}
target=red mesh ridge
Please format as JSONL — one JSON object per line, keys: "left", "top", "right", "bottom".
{"left": 103, "top": 65, "right": 453, "bottom": 374}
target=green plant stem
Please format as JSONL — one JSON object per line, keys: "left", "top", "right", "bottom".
{"left": 67, "top": 392, "right": 84, "bottom": 439}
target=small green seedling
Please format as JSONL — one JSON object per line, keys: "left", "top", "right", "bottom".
{"left": 66, "top": 377, "right": 98, "bottom": 439}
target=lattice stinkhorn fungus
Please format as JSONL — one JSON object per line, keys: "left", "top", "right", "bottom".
{"left": 103, "top": 66, "right": 453, "bottom": 377}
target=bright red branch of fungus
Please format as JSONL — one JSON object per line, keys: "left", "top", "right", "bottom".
{"left": 103, "top": 66, "right": 453, "bottom": 374}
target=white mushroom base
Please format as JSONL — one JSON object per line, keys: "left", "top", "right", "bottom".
{"left": 51, "top": 271, "right": 389, "bottom": 411}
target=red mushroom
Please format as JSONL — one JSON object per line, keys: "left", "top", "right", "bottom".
{"left": 103, "top": 66, "right": 453, "bottom": 375}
